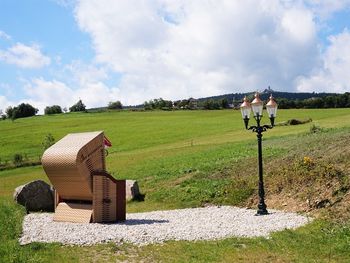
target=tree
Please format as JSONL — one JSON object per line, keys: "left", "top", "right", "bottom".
{"left": 5, "top": 106, "right": 14, "bottom": 119}
{"left": 69, "top": 100, "right": 86, "bottom": 112}
{"left": 144, "top": 101, "right": 152, "bottom": 110}
{"left": 143, "top": 98, "right": 173, "bottom": 110}
{"left": 44, "top": 105, "right": 63, "bottom": 115}
{"left": 0, "top": 109, "right": 6, "bottom": 120}
{"left": 188, "top": 98, "right": 198, "bottom": 110}
{"left": 220, "top": 98, "right": 229, "bottom": 109}
{"left": 6, "top": 103, "right": 38, "bottom": 120}
{"left": 202, "top": 99, "right": 220, "bottom": 110}
{"left": 108, "top": 101, "right": 123, "bottom": 110}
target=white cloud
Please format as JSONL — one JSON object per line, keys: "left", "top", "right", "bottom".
{"left": 74, "top": 0, "right": 321, "bottom": 104}
{"left": 0, "top": 43, "right": 51, "bottom": 69}
{"left": 3, "top": 0, "right": 349, "bottom": 112}
{"left": 281, "top": 8, "right": 315, "bottom": 44}
{"left": 63, "top": 60, "right": 108, "bottom": 86}
{"left": 0, "top": 30, "right": 11, "bottom": 40}
{"left": 24, "top": 78, "right": 74, "bottom": 107}
{"left": 0, "top": 95, "right": 15, "bottom": 113}
{"left": 296, "top": 30, "right": 350, "bottom": 93}
{"left": 23, "top": 77, "right": 122, "bottom": 113}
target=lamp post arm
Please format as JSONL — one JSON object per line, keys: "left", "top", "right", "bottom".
{"left": 248, "top": 124, "right": 272, "bottom": 133}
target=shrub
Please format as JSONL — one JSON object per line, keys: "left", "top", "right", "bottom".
{"left": 277, "top": 118, "right": 313, "bottom": 126}
{"left": 42, "top": 133, "right": 55, "bottom": 150}
{"left": 310, "top": 124, "right": 322, "bottom": 133}
{"left": 288, "top": 118, "right": 312, "bottom": 125}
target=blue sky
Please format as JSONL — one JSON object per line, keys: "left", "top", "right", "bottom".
{"left": 0, "top": 0, "right": 350, "bottom": 112}
{"left": 0, "top": 0, "right": 93, "bottom": 101}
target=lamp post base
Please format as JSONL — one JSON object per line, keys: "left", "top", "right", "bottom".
{"left": 256, "top": 203, "right": 268, "bottom": 215}
{"left": 256, "top": 209, "right": 269, "bottom": 216}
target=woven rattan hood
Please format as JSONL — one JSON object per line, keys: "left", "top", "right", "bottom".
{"left": 42, "top": 131, "right": 105, "bottom": 201}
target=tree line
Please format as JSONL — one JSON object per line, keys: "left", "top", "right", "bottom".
{"left": 277, "top": 93, "right": 350, "bottom": 109}
{"left": 1, "top": 93, "right": 349, "bottom": 120}
{"left": 1, "top": 99, "right": 124, "bottom": 121}
{"left": 144, "top": 93, "right": 350, "bottom": 110}
{"left": 143, "top": 97, "right": 230, "bottom": 110}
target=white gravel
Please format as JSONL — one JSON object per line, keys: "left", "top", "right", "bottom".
{"left": 20, "top": 206, "right": 311, "bottom": 246}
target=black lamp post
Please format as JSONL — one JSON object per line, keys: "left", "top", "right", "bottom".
{"left": 240, "top": 92, "right": 278, "bottom": 215}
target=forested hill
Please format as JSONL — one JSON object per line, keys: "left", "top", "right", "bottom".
{"left": 197, "top": 90, "right": 336, "bottom": 104}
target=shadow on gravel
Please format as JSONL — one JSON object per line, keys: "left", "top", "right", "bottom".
{"left": 114, "top": 219, "right": 169, "bottom": 226}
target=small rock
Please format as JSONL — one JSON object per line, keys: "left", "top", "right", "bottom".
{"left": 14, "top": 180, "right": 54, "bottom": 212}
{"left": 315, "top": 199, "right": 331, "bottom": 209}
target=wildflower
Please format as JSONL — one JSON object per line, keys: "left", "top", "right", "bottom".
{"left": 303, "top": 156, "right": 314, "bottom": 166}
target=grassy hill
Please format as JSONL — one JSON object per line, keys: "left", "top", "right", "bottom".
{"left": 1, "top": 109, "right": 350, "bottom": 262}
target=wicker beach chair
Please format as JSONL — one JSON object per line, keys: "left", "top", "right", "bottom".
{"left": 42, "top": 131, "right": 125, "bottom": 223}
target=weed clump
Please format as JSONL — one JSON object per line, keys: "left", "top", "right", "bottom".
{"left": 276, "top": 118, "right": 312, "bottom": 126}
{"left": 309, "top": 124, "right": 323, "bottom": 133}
{"left": 13, "top": 153, "right": 23, "bottom": 167}
{"left": 42, "top": 133, "right": 55, "bottom": 150}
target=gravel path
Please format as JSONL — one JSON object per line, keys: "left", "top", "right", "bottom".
{"left": 20, "top": 206, "right": 311, "bottom": 246}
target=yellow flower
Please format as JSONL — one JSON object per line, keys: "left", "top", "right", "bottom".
{"left": 303, "top": 156, "right": 314, "bottom": 166}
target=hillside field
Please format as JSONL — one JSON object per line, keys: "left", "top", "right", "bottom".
{"left": 1, "top": 108, "right": 350, "bottom": 262}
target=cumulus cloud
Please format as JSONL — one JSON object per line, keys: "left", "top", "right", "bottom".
{"left": 0, "top": 95, "right": 15, "bottom": 113}
{"left": 296, "top": 30, "right": 350, "bottom": 93}
{"left": 281, "top": 8, "right": 315, "bottom": 44}
{"left": 3, "top": 0, "right": 348, "bottom": 112}
{"left": 23, "top": 77, "right": 122, "bottom": 113}
{"left": 0, "top": 43, "right": 51, "bottom": 68}
{"left": 63, "top": 60, "right": 109, "bottom": 86}
{"left": 74, "top": 0, "right": 321, "bottom": 103}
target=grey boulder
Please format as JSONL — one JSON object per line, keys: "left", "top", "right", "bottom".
{"left": 126, "top": 180, "right": 142, "bottom": 201}
{"left": 14, "top": 180, "right": 54, "bottom": 212}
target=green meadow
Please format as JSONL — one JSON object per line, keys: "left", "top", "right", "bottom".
{"left": 1, "top": 108, "right": 350, "bottom": 262}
